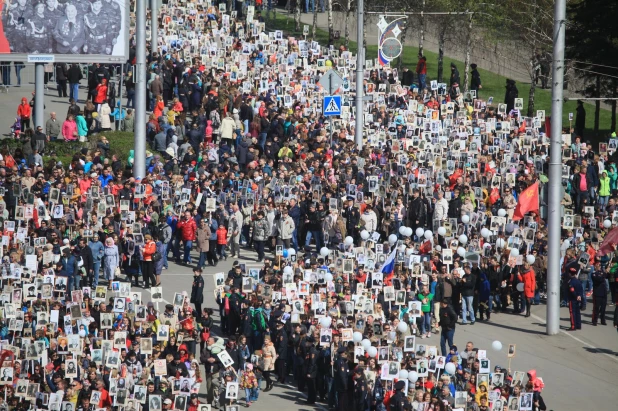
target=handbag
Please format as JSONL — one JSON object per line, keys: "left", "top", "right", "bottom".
{"left": 115, "top": 266, "right": 121, "bottom": 276}
{"left": 152, "top": 251, "right": 162, "bottom": 262}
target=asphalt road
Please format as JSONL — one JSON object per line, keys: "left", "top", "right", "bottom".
{"left": 152, "top": 245, "right": 617, "bottom": 411}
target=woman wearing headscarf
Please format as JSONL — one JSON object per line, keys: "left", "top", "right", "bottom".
{"left": 103, "top": 237, "right": 120, "bottom": 289}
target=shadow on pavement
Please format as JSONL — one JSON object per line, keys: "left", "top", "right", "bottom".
{"left": 583, "top": 346, "right": 618, "bottom": 356}
{"left": 479, "top": 320, "right": 547, "bottom": 335}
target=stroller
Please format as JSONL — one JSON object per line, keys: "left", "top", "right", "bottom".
{"left": 10, "top": 117, "right": 21, "bottom": 139}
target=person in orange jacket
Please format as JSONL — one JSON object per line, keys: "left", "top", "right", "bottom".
{"left": 17, "top": 97, "right": 31, "bottom": 130}
{"left": 216, "top": 224, "right": 228, "bottom": 261}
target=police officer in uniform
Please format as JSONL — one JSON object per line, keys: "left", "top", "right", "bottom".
{"left": 27, "top": 1, "right": 51, "bottom": 53}
{"left": 84, "top": 0, "right": 108, "bottom": 54}
{"left": 390, "top": 381, "right": 411, "bottom": 411}
{"left": 353, "top": 367, "right": 369, "bottom": 411}
{"left": 303, "top": 337, "right": 318, "bottom": 405}
{"left": 567, "top": 268, "right": 583, "bottom": 331}
{"left": 591, "top": 260, "right": 608, "bottom": 326}
{"left": 101, "top": 0, "right": 121, "bottom": 54}
{"left": 5, "top": 0, "right": 32, "bottom": 52}
{"left": 333, "top": 346, "right": 351, "bottom": 409}
{"left": 342, "top": 199, "right": 360, "bottom": 245}
{"left": 52, "top": 4, "right": 85, "bottom": 54}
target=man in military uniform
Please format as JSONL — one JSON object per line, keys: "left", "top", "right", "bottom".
{"left": 52, "top": 4, "right": 85, "bottom": 54}
{"left": 333, "top": 346, "right": 351, "bottom": 409}
{"left": 4, "top": 0, "right": 32, "bottom": 53}
{"left": 342, "top": 198, "right": 360, "bottom": 246}
{"left": 101, "top": 0, "right": 121, "bottom": 54}
{"left": 390, "top": 380, "right": 412, "bottom": 411}
{"left": 353, "top": 367, "right": 369, "bottom": 411}
{"left": 72, "top": 0, "right": 91, "bottom": 16}
{"left": 45, "top": 0, "right": 65, "bottom": 53}
{"left": 27, "top": 2, "right": 51, "bottom": 53}
{"left": 303, "top": 336, "right": 318, "bottom": 405}
{"left": 84, "top": 0, "right": 109, "bottom": 54}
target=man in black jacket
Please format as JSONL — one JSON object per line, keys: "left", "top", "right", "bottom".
{"left": 460, "top": 264, "right": 476, "bottom": 325}
{"left": 486, "top": 257, "right": 503, "bottom": 312}
{"left": 401, "top": 66, "right": 414, "bottom": 87}
{"left": 303, "top": 337, "right": 318, "bottom": 404}
{"left": 304, "top": 203, "right": 323, "bottom": 251}
{"left": 67, "top": 63, "right": 83, "bottom": 102}
{"left": 439, "top": 301, "right": 457, "bottom": 355}
{"left": 448, "top": 188, "right": 462, "bottom": 220}
{"left": 77, "top": 238, "right": 94, "bottom": 287}
{"left": 408, "top": 189, "right": 426, "bottom": 231}
{"left": 275, "top": 321, "right": 288, "bottom": 383}
{"left": 342, "top": 199, "right": 360, "bottom": 245}
{"left": 55, "top": 63, "right": 68, "bottom": 98}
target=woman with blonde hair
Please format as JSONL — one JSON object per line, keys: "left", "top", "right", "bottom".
{"left": 104, "top": 237, "right": 120, "bottom": 289}
{"left": 261, "top": 335, "right": 276, "bottom": 392}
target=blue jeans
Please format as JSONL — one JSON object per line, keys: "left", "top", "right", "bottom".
{"left": 127, "top": 89, "right": 135, "bottom": 108}
{"left": 461, "top": 295, "right": 475, "bottom": 323}
{"left": 420, "top": 312, "right": 432, "bottom": 334}
{"left": 305, "top": 0, "right": 313, "bottom": 12}
{"left": 68, "top": 274, "right": 81, "bottom": 297}
{"left": 305, "top": 230, "right": 323, "bottom": 251}
{"left": 489, "top": 294, "right": 500, "bottom": 312}
{"left": 70, "top": 83, "right": 79, "bottom": 101}
{"left": 440, "top": 329, "right": 455, "bottom": 356}
{"left": 258, "top": 132, "right": 267, "bottom": 149}
{"left": 93, "top": 261, "right": 101, "bottom": 286}
{"left": 2, "top": 65, "right": 10, "bottom": 85}
{"left": 162, "top": 242, "right": 169, "bottom": 268}
{"left": 598, "top": 195, "right": 609, "bottom": 209}
{"left": 198, "top": 251, "right": 208, "bottom": 269}
{"left": 245, "top": 387, "right": 258, "bottom": 402}
{"left": 292, "top": 228, "right": 299, "bottom": 251}
{"left": 183, "top": 240, "right": 193, "bottom": 264}
{"left": 576, "top": 191, "right": 589, "bottom": 210}
{"left": 15, "top": 65, "right": 23, "bottom": 85}
{"left": 418, "top": 74, "right": 426, "bottom": 90}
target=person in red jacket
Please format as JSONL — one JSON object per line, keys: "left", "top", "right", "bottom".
{"left": 520, "top": 262, "right": 537, "bottom": 318}
{"left": 216, "top": 224, "right": 228, "bottom": 261}
{"left": 176, "top": 211, "right": 197, "bottom": 265}
{"left": 94, "top": 78, "right": 108, "bottom": 109}
{"left": 17, "top": 97, "right": 31, "bottom": 130}
{"left": 141, "top": 234, "right": 157, "bottom": 288}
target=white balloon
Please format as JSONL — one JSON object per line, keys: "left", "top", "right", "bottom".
{"left": 424, "top": 230, "right": 433, "bottom": 240}
{"left": 416, "top": 227, "right": 425, "bottom": 238}
{"left": 481, "top": 228, "right": 491, "bottom": 238}
{"left": 399, "top": 226, "right": 407, "bottom": 235}
{"left": 604, "top": 219, "right": 612, "bottom": 228}
{"left": 459, "top": 234, "right": 468, "bottom": 245}
{"left": 399, "top": 244, "right": 406, "bottom": 252}
{"left": 325, "top": 273, "right": 333, "bottom": 282}
{"left": 437, "top": 227, "right": 447, "bottom": 236}
{"left": 405, "top": 227, "right": 414, "bottom": 237}
{"left": 408, "top": 371, "right": 419, "bottom": 383}
{"left": 320, "top": 317, "right": 332, "bottom": 327}
{"left": 483, "top": 242, "right": 492, "bottom": 248}
{"left": 288, "top": 248, "right": 296, "bottom": 256}
{"left": 498, "top": 209, "right": 507, "bottom": 217}
{"left": 516, "top": 283, "right": 525, "bottom": 292}
{"left": 496, "top": 238, "right": 506, "bottom": 249}
{"left": 367, "top": 346, "right": 378, "bottom": 357}
{"left": 492, "top": 340, "right": 503, "bottom": 351}
{"left": 457, "top": 247, "right": 466, "bottom": 257}
{"left": 361, "top": 339, "right": 372, "bottom": 350}
{"left": 406, "top": 248, "right": 414, "bottom": 255}
{"left": 361, "top": 230, "right": 370, "bottom": 240}
{"left": 445, "top": 363, "right": 456, "bottom": 375}
{"left": 399, "top": 370, "right": 409, "bottom": 380}
{"left": 526, "top": 255, "right": 536, "bottom": 264}
{"left": 510, "top": 248, "right": 519, "bottom": 257}
{"left": 389, "top": 234, "right": 398, "bottom": 244}
{"left": 320, "top": 247, "right": 330, "bottom": 257}
{"left": 462, "top": 215, "right": 470, "bottom": 224}
{"left": 78, "top": 329, "right": 86, "bottom": 338}
{"left": 283, "top": 266, "right": 293, "bottom": 275}
{"left": 397, "top": 321, "right": 408, "bottom": 333}
{"left": 344, "top": 236, "right": 354, "bottom": 246}
{"left": 352, "top": 332, "right": 363, "bottom": 343}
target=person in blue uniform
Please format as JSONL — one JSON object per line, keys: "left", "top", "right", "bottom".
{"left": 567, "top": 268, "right": 583, "bottom": 331}
{"left": 590, "top": 260, "right": 608, "bottom": 326}
{"left": 333, "top": 346, "right": 350, "bottom": 409}
{"left": 303, "top": 336, "right": 318, "bottom": 405}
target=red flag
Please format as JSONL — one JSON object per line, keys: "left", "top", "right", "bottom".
{"left": 545, "top": 115, "right": 551, "bottom": 139}
{"left": 513, "top": 182, "right": 539, "bottom": 221}
{"left": 597, "top": 227, "right": 618, "bottom": 256}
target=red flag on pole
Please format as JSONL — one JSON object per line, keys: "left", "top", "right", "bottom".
{"left": 513, "top": 181, "right": 540, "bottom": 221}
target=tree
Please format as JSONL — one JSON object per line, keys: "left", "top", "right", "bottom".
{"left": 567, "top": 0, "right": 618, "bottom": 136}
{"left": 295, "top": 0, "right": 302, "bottom": 31}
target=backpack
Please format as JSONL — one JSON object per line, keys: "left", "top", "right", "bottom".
{"left": 149, "top": 222, "right": 161, "bottom": 240}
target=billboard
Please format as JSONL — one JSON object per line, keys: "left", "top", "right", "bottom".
{"left": 0, "top": 0, "right": 129, "bottom": 63}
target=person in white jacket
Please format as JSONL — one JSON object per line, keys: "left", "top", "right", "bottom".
{"left": 360, "top": 204, "right": 378, "bottom": 232}
{"left": 98, "top": 101, "right": 112, "bottom": 131}
{"left": 433, "top": 191, "right": 449, "bottom": 222}
{"left": 220, "top": 112, "right": 236, "bottom": 141}
{"left": 278, "top": 207, "right": 296, "bottom": 249}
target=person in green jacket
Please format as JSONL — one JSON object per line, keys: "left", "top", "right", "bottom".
{"left": 76, "top": 112, "right": 88, "bottom": 142}
{"left": 607, "top": 163, "right": 618, "bottom": 194}
{"left": 418, "top": 285, "right": 434, "bottom": 338}
{"left": 598, "top": 170, "right": 611, "bottom": 213}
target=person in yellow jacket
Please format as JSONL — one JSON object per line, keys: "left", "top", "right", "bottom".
{"left": 598, "top": 170, "right": 611, "bottom": 212}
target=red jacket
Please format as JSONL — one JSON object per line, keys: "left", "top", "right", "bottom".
{"left": 95, "top": 80, "right": 108, "bottom": 104}
{"left": 17, "top": 98, "right": 31, "bottom": 118}
{"left": 142, "top": 240, "right": 156, "bottom": 261}
{"left": 520, "top": 268, "right": 537, "bottom": 298}
{"left": 216, "top": 227, "right": 228, "bottom": 245}
{"left": 177, "top": 218, "right": 197, "bottom": 241}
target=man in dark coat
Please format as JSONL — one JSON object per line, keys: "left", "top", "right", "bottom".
{"left": 504, "top": 79, "right": 518, "bottom": 113}
{"left": 401, "top": 67, "right": 414, "bottom": 87}
{"left": 77, "top": 238, "right": 94, "bottom": 287}
{"left": 190, "top": 268, "right": 205, "bottom": 320}
{"left": 470, "top": 63, "right": 482, "bottom": 95}
{"left": 408, "top": 189, "right": 426, "bottom": 231}
{"left": 303, "top": 337, "right": 318, "bottom": 404}
{"left": 449, "top": 62, "right": 460, "bottom": 86}
{"left": 575, "top": 100, "right": 586, "bottom": 138}
{"left": 342, "top": 199, "right": 360, "bottom": 245}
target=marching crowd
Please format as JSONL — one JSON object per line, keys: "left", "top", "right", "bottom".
{"left": 1, "top": 1, "right": 618, "bottom": 411}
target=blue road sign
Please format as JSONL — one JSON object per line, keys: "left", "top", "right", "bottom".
{"left": 323, "top": 95, "right": 342, "bottom": 116}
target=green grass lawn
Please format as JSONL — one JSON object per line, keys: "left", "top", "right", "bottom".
{"left": 269, "top": 13, "right": 614, "bottom": 143}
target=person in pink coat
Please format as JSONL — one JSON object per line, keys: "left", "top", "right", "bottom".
{"left": 62, "top": 115, "right": 78, "bottom": 141}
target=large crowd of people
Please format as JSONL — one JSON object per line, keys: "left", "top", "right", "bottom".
{"left": 1, "top": 1, "right": 617, "bottom": 411}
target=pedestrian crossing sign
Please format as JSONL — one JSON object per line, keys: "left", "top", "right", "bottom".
{"left": 323, "top": 95, "right": 342, "bottom": 116}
